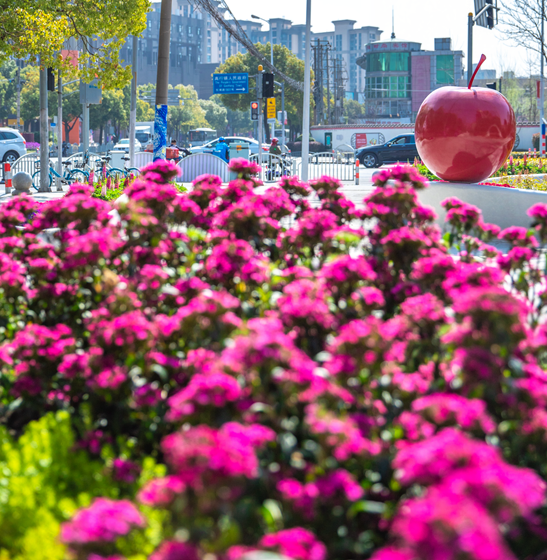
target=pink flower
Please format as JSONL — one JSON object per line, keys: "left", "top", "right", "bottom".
{"left": 61, "top": 498, "right": 145, "bottom": 544}
{"left": 260, "top": 528, "right": 327, "bottom": 560}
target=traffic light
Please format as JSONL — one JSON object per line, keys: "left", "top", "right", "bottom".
{"left": 486, "top": 82, "right": 497, "bottom": 90}
{"left": 47, "top": 68, "right": 55, "bottom": 91}
{"left": 250, "top": 101, "right": 259, "bottom": 121}
{"left": 486, "top": 0, "right": 494, "bottom": 29}
{"left": 262, "top": 73, "right": 274, "bottom": 98}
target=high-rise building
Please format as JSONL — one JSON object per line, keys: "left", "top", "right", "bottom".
{"left": 357, "top": 37, "right": 464, "bottom": 120}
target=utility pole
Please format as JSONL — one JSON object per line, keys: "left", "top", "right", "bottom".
{"left": 39, "top": 65, "right": 50, "bottom": 192}
{"left": 154, "top": 0, "right": 172, "bottom": 161}
{"left": 540, "top": 0, "right": 545, "bottom": 156}
{"left": 301, "top": 0, "right": 312, "bottom": 182}
{"left": 326, "top": 46, "right": 330, "bottom": 125}
{"left": 57, "top": 69, "right": 63, "bottom": 191}
{"left": 129, "top": 35, "right": 138, "bottom": 168}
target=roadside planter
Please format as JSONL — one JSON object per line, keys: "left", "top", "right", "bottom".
{"left": 416, "top": 181, "right": 547, "bottom": 230}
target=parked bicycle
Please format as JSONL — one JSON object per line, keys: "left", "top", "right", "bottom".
{"left": 95, "top": 152, "right": 140, "bottom": 182}
{"left": 107, "top": 154, "right": 140, "bottom": 181}
{"left": 32, "top": 159, "right": 89, "bottom": 191}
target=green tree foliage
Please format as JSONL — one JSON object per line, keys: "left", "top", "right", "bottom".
{"left": 343, "top": 99, "right": 366, "bottom": 123}
{"left": 90, "top": 88, "right": 128, "bottom": 143}
{"left": 198, "top": 98, "right": 228, "bottom": 134}
{"left": 0, "top": 0, "right": 150, "bottom": 88}
{"left": 0, "top": 61, "right": 17, "bottom": 121}
{"left": 167, "top": 85, "right": 208, "bottom": 139}
{"left": 215, "top": 44, "right": 310, "bottom": 129}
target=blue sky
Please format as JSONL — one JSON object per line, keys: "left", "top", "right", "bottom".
{"left": 226, "top": 0, "right": 536, "bottom": 77}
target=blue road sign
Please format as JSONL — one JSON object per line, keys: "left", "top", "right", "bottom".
{"left": 542, "top": 123, "right": 546, "bottom": 136}
{"left": 213, "top": 73, "right": 249, "bottom": 95}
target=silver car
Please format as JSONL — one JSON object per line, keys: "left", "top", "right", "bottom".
{"left": 0, "top": 128, "right": 27, "bottom": 163}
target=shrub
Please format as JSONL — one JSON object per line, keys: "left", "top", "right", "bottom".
{"left": 0, "top": 160, "right": 547, "bottom": 560}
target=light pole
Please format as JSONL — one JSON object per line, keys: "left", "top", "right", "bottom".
{"left": 301, "top": 0, "right": 311, "bottom": 182}
{"left": 251, "top": 15, "right": 273, "bottom": 67}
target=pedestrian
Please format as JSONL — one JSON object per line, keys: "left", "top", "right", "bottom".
{"left": 213, "top": 137, "right": 230, "bottom": 163}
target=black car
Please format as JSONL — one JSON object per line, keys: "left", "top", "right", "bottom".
{"left": 356, "top": 134, "right": 419, "bottom": 168}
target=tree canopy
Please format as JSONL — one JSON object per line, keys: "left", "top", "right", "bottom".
{"left": 198, "top": 98, "right": 228, "bottom": 134}
{"left": 0, "top": 0, "right": 149, "bottom": 88}
{"left": 167, "top": 84, "right": 208, "bottom": 138}
{"left": 215, "top": 43, "right": 311, "bottom": 128}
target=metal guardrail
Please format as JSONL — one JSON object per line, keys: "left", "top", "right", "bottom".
{"left": 296, "top": 151, "right": 355, "bottom": 181}
{"left": 134, "top": 151, "right": 153, "bottom": 169}
{"left": 10, "top": 153, "right": 39, "bottom": 178}
{"left": 177, "top": 153, "right": 232, "bottom": 183}
{"left": 250, "top": 153, "right": 293, "bottom": 182}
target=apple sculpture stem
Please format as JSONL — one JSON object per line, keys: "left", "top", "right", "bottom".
{"left": 468, "top": 53, "right": 487, "bottom": 89}
{"left": 414, "top": 53, "right": 516, "bottom": 183}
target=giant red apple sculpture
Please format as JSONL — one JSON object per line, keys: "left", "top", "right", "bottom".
{"left": 415, "top": 54, "right": 516, "bottom": 183}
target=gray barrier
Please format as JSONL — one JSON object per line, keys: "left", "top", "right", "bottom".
{"left": 296, "top": 152, "right": 355, "bottom": 181}
{"left": 177, "top": 153, "right": 231, "bottom": 183}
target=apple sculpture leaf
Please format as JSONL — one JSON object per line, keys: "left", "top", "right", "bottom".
{"left": 414, "top": 54, "right": 516, "bottom": 183}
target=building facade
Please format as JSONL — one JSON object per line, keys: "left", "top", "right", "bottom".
{"left": 357, "top": 37, "right": 464, "bottom": 120}
{"left": 124, "top": 1, "right": 383, "bottom": 100}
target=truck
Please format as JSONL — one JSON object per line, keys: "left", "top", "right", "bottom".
{"left": 135, "top": 122, "right": 154, "bottom": 146}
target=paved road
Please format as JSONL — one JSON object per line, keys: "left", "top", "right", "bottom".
{"left": 0, "top": 164, "right": 385, "bottom": 206}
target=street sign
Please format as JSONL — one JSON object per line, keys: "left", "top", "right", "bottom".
{"left": 213, "top": 73, "right": 249, "bottom": 95}
{"left": 80, "top": 79, "right": 102, "bottom": 105}
{"left": 139, "top": 89, "right": 181, "bottom": 106}
{"left": 266, "top": 97, "right": 276, "bottom": 120}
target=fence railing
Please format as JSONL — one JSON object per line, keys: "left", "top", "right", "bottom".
{"left": 10, "top": 153, "right": 39, "bottom": 178}
{"left": 134, "top": 151, "right": 154, "bottom": 169}
{"left": 295, "top": 152, "right": 355, "bottom": 181}
{"left": 249, "top": 153, "right": 293, "bottom": 182}
{"left": 177, "top": 153, "right": 232, "bottom": 183}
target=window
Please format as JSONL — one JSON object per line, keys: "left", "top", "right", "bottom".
{"left": 188, "top": 25, "right": 193, "bottom": 36}
{"left": 207, "top": 30, "right": 211, "bottom": 37}
{"left": 197, "top": 27, "right": 201, "bottom": 35}
{"left": 335, "top": 34, "right": 342, "bottom": 51}
{"left": 350, "top": 34, "right": 357, "bottom": 51}
{"left": 365, "top": 75, "right": 409, "bottom": 99}
{"left": 367, "top": 52, "right": 409, "bottom": 72}
{"left": 370, "top": 33, "right": 376, "bottom": 41}
{"left": 436, "top": 54, "right": 454, "bottom": 85}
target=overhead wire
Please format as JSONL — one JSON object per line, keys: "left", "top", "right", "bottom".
{"left": 191, "top": 0, "right": 305, "bottom": 92}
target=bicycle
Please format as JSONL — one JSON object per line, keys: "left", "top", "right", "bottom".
{"left": 107, "top": 154, "right": 140, "bottom": 181}
{"left": 95, "top": 152, "right": 139, "bottom": 182}
{"left": 32, "top": 159, "right": 89, "bottom": 191}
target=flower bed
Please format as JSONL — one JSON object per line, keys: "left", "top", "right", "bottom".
{"left": 0, "top": 160, "right": 547, "bottom": 559}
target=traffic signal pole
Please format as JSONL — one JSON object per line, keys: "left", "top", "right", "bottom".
{"left": 257, "top": 66, "right": 264, "bottom": 182}
{"left": 540, "top": 0, "right": 545, "bottom": 156}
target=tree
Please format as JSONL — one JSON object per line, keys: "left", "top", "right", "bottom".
{"left": 215, "top": 43, "right": 310, "bottom": 131}
{"left": 167, "top": 85, "right": 208, "bottom": 140}
{"left": 137, "top": 84, "right": 156, "bottom": 122}
{"left": 90, "top": 89, "right": 127, "bottom": 144}
{"left": 0, "top": 61, "right": 17, "bottom": 121}
{"left": 343, "top": 99, "right": 366, "bottom": 123}
{"left": 199, "top": 99, "right": 228, "bottom": 134}
{"left": 0, "top": 0, "right": 149, "bottom": 88}
{"left": 499, "top": 0, "right": 546, "bottom": 63}
{"left": 210, "top": 94, "right": 253, "bottom": 136}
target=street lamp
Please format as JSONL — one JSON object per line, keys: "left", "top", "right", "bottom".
{"left": 251, "top": 14, "right": 273, "bottom": 66}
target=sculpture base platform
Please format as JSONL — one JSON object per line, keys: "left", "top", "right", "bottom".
{"left": 417, "top": 182, "right": 547, "bottom": 230}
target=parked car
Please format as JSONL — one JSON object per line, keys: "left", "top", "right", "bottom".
{"left": 0, "top": 127, "right": 27, "bottom": 163}
{"left": 189, "top": 136, "right": 269, "bottom": 155}
{"left": 356, "top": 134, "right": 419, "bottom": 168}
{"left": 113, "top": 138, "right": 142, "bottom": 152}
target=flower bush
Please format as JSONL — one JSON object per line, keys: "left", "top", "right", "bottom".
{"left": 1, "top": 159, "right": 547, "bottom": 560}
